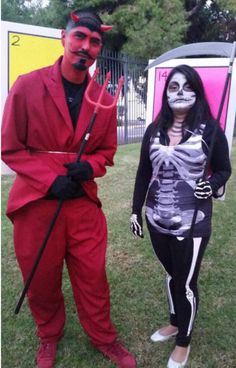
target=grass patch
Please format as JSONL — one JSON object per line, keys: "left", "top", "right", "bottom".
{"left": 1, "top": 141, "right": 236, "bottom": 367}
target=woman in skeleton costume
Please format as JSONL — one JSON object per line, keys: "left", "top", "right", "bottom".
{"left": 130, "top": 65, "right": 231, "bottom": 368}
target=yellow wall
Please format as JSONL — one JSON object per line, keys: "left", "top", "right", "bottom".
{"left": 9, "top": 31, "right": 63, "bottom": 88}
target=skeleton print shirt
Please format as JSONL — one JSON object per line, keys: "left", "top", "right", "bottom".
{"left": 132, "top": 121, "right": 231, "bottom": 238}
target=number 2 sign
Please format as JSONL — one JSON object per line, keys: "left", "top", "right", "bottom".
{"left": 9, "top": 31, "right": 63, "bottom": 90}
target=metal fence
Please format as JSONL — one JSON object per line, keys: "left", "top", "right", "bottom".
{"left": 97, "top": 49, "right": 148, "bottom": 144}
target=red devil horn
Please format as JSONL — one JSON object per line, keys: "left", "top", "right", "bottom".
{"left": 71, "top": 12, "right": 80, "bottom": 22}
{"left": 100, "top": 25, "right": 113, "bottom": 32}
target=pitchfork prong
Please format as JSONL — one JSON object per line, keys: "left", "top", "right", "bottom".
{"left": 94, "top": 71, "right": 111, "bottom": 112}
{"left": 113, "top": 76, "right": 124, "bottom": 105}
{"left": 85, "top": 69, "right": 124, "bottom": 111}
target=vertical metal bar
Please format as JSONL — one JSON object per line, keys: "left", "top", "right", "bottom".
{"left": 123, "top": 54, "right": 129, "bottom": 144}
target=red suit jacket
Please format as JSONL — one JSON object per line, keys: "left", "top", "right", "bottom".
{"left": 1, "top": 57, "right": 117, "bottom": 219}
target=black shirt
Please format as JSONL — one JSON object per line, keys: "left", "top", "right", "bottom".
{"left": 62, "top": 76, "right": 87, "bottom": 130}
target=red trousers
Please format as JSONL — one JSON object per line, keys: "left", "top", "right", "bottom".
{"left": 13, "top": 197, "right": 117, "bottom": 345}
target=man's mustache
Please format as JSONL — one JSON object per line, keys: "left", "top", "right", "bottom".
{"left": 70, "top": 50, "right": 94, "bottom": 60}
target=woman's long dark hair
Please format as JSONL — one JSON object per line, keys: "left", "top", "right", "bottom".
{"left": 154, "top": 64, "right": 214, "bottom": 132}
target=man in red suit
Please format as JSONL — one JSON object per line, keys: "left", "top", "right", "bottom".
{"left": 2, "top": 9, "right": 136, "bottom": 368}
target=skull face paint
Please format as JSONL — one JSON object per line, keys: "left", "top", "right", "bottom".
{"left": 167, "top": 72, "right": 196, "bottom": 113}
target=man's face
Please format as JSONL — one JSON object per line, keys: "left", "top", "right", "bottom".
{"left": 61, "top": 26, "right": 102, "bottom": 71}
{"left": 167, "top": 72, "right": 196, "bottom": 113}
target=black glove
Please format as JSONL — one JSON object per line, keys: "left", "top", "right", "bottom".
{"left": 64, "top": 161, "right": 93, "bottom": 182}
{"left": 48, "top": 175, "right": 84, "bottom": 200}
{"left": 130, "top": 213, "right": 144, "bottom": 238}
{"left": 194, "top": 178, "right": 213, "bottom": 200}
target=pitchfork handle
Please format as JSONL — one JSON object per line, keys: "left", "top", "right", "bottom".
{"left": 14, "top": 199, "right": 63, "bottom": 314}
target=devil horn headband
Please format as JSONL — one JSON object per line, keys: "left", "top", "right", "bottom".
{"left": 71, "top": 12, "right": 80, "bottom": 22}
{"left": 100, "top": 24, "right": 113, "bottom": 32}
{"left": 70, "top": 12, "right": 113, "bottom": 32}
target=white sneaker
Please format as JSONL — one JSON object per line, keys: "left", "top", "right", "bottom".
{"left": 150, "top": 329, "right": 178, "bottom": 342}
{"left": 167, "top": 345, "right": 190, "bottom": 368}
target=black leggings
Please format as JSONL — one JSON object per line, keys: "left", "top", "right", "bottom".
{"left": 147, "top": 225, "right": 210, "bottom": 347}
